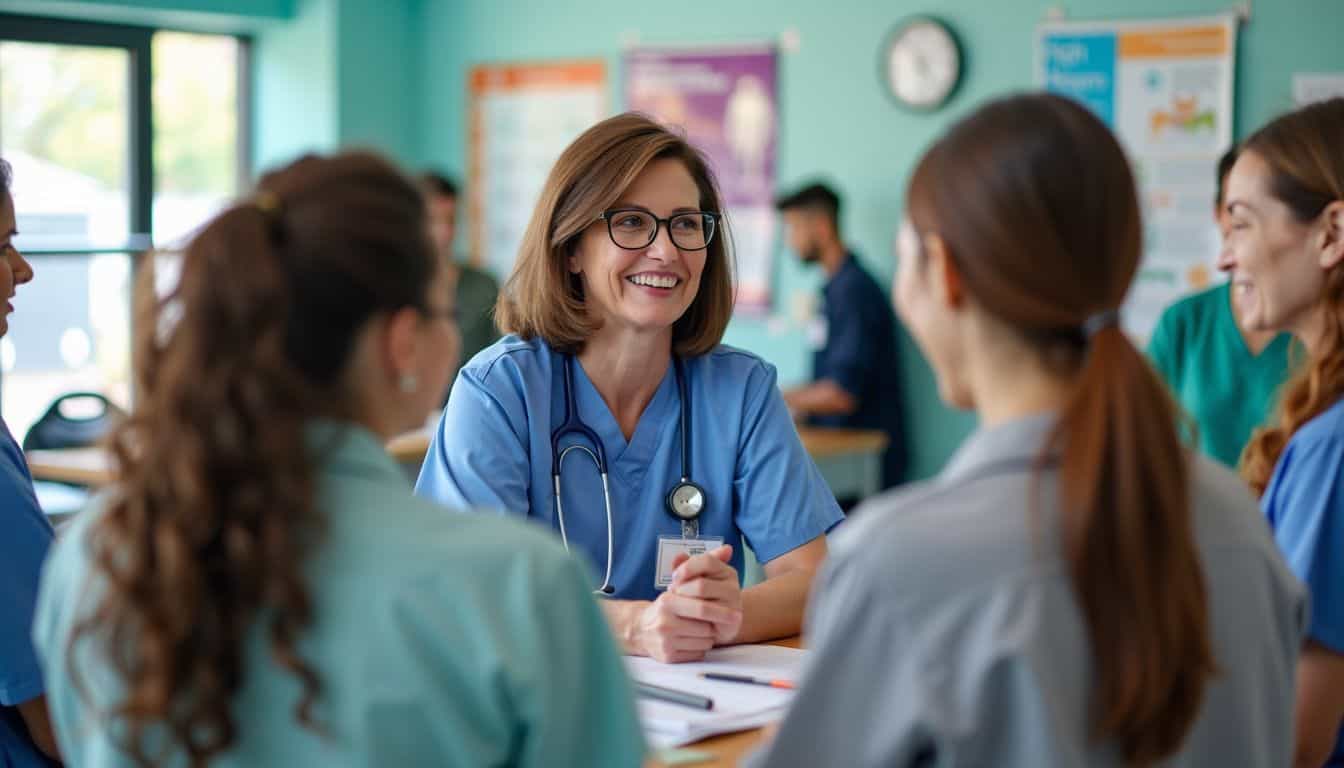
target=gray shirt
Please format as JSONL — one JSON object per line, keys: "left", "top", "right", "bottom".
{"left": 750, "top": 413, "right": 1304, "bottom": 768}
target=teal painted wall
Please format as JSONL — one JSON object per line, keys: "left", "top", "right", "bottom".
{"left": 252, "top": 0, "right": 337, "bottom": 170}
{"left": 414, "top": 0, "right": 1344, "bottom": 480}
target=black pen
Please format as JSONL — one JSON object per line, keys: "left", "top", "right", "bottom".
{"left": 635, "top": 681, "right": 714, "bottom": 710}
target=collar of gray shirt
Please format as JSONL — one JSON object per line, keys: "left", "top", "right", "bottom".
{"left": 941, "top": 412, "right": 1060, "bottom": 484}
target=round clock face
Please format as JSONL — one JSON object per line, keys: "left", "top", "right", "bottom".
{"left": 884, "top": 18, "right": 962, "bottom": 110}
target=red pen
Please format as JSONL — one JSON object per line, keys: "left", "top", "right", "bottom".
{"left": 700, "top": 672, "right": 795, "bottom": 690}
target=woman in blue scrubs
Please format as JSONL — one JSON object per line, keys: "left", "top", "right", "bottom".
{"left": 416, "top": 113, "right": 841, "bottom": 662}
{"left": 33, "top": 152, "right": 643, "bottom": 766}
{"left": 1234, "top": 97, "right": 1344, "bottom": 768}
{"left": 0, "top": 158, "right": 60, "bottom": 766}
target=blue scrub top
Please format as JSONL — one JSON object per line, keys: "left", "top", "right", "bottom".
{"left": 811, "top": 253, "right": 905, "bottom": 488}
{"left": 1262, "top": 396, "right": 1344, "bottom": 766}
{"left": 0, "top": 418, "right": 56, "bottom": 768}
{"left": 416, "top": 336, "right": 843, "bottom": 601}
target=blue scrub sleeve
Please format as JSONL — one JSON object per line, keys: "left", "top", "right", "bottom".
{"left": 732, "top": 363, "right": 843, "bottom": 564}
{"left": 0, "top": 462, "right": 53, "bottom": 706}
{"left": 415, "top": 365, "right": 532, "bottom": 517}
{"left": 1265, "top": 434, "right": 1344, "bottom": 653}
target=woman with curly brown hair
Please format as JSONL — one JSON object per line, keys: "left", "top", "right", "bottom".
{"left": 30, "top": 152, "right": 644, "bottom": 767}
{"left": 1230, "top": 97, "right": 1344, "bottom": 768}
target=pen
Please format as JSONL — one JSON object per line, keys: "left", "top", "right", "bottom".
{"left": 700, "top": 672, "right": 795, "bottom": 690}
{"left": 634, "top": 681, "right": 714, "bottom": 710}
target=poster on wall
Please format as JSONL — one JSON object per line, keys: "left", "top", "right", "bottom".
{"left": 469, "top": 60, "right": 608, "bottom": 277}
{"left": 1038, "top": 15, "right": 1236, "bottom": 340}
{"left": 624, "top": 45, "right": 778, "bottom": 313}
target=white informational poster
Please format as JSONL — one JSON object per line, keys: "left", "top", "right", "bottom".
{"left": 468, "top": 61, "right": 608, "bottom": 277}
{"left": 1038, "top": 15, "right": 1236, "bottom": 340}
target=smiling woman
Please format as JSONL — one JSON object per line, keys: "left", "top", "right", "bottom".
{"left": 1230, "top": 97, "right": 1344, "bottom": 768}
{"left": 416, "top": 112, "right": 842, "bottom": 664}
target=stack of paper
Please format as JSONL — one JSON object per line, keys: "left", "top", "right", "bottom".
{"left": 624, "top": 644, "right": 807, "bottom": 749}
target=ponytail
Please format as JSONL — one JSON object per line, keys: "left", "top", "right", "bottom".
{"left": 1048, "top": 324, "right": 1215, "bottom": 765}
{"left": 72, "top": 152, "right": 432, "bottom": 767}
{"left": 906, "top": 93, "right": 1217, "bottom": 766}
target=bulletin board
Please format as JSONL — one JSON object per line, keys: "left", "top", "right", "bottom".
{"left": 468, "top": 60, "right": 608, "bottom": 277}
{"left": 625, "top": 45, "right": 779, "bottom": 314}
{"left": 1038, "top": 15, "right": 1237, "bottom": 340}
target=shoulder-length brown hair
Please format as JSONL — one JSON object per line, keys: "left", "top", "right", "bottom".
{"left": 1239, "top": 98, "right": 1344, "bottom": 496}
{"left": 495, "top": 112, "right": 734, "bottom": 356}
{"left": 908, "top": 93, "right": 1214, "bottom": 766}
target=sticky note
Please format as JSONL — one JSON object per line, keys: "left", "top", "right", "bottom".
{"left": 655, "top": 747, "right": 715, "bottom": 765}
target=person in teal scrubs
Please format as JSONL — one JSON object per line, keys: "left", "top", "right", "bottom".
{"left": 1232, "top": 98, "right": 1344, "bottom": 768}
{"left": 32, "top": 152, "right": 644, "bottom": 767}
{"left": 1148, "top": 145, "right": 1294, "bottom": 467}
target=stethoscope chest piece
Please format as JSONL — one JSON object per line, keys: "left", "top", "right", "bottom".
{"left": 667, "top": 480, "right": 706, "bottom": 521}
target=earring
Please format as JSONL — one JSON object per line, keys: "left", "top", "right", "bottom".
{"left": 399, "top": 373, "right": 418, "bottom": 393}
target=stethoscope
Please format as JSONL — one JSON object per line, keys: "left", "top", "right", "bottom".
{"left": 551, "top": 354, "right": 707, "bottom": 595}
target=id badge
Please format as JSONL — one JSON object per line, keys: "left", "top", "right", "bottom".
{"left": 655, "top": 535, "right": 725, "bottom": 591}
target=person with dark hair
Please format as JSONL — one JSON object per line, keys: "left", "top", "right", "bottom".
{"left": 417, "top": 113, "right": 840, "bottom": 662}
{"left": 750, "top": 93, "right": 1303, "bottom": 768}
{"left": 775, "top": 182, "right": 905, "bottom": 495}
{"left": 418, "top": 170, "right": 499, "bottom": 398}
{"left": 0, "top": 158, "right": 59, "bottom": 767}
{"left": 1147, "top": 144, "right": 1294, "bottom": 467}
{"left": 1232, "top": 97, "right": 1344, "bottom": 768}
{"left": 32, "top": 152, "right": 643, "bottom": 767}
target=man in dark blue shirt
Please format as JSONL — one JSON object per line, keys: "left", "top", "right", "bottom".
{"left": 777, "top": 183, "right": 905, "bottom": 496}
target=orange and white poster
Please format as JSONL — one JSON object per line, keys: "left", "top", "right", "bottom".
{"left": 469, "top": 60, "right": 607, "bottom": 276}
{"left": 1038, "top": 16, "right": 1236, "bottom": 340}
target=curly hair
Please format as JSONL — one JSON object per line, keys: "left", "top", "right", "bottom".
{"left": 1239, "top": 98, "right": 1344, "bottom": 496}
{"left": 70, "top": 151, "right": 436, "bottom": 767}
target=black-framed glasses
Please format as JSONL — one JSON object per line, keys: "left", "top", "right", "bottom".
{"left": 598, "top": 207, "right": 719, "bottom": 251}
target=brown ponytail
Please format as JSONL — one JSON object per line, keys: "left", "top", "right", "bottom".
{"left": 72, "top": 152, "right": 436, "bottom": 767}
{"left": 1238, "top": 98, "right": 1344, "bottom": 496}
{"left": 908, "top": 93, "right": 1215, "bottom": 765}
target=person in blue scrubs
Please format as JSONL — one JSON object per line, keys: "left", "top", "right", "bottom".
{"left": 417, "top": 113, "right": 842, "bottom": 663}
{"left": 776, "top": 183, "right": 905, "bottom": 493}
{"left": 0, "top": 157, "right": 61, "bottom": 767}
{"left": 1230, "top": 97, "right": 1344, "bottom": 768}
{"left": 751, "top": 94, "right": 1304, "bottom": 768}
{"left": 32, "top": 152, "right": 643, "bottom": 766}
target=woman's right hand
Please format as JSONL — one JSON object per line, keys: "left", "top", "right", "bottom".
{"left": 633, "top": 546, "right": 744, "bottom": 663}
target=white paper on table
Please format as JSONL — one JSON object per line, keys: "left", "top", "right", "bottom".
{"left": 624, "top": 644, "right": 807, "bottom": 748}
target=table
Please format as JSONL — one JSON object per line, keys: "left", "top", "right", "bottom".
{"left": 28, "top": 426, "right": 888, "bottom": 501}
{"left": 644, "top": 635, "right": 802, "bottom": 768}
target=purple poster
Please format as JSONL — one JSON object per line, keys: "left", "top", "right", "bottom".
{"left": 625, "top": 46, "right": 778, "bottom": 313}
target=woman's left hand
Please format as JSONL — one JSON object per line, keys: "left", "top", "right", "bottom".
{"left": 668, "top": 545, "right": 744, "bottom": 645}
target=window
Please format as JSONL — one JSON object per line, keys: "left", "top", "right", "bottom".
{"left": 0, "top": 14, "right": 250, "bottom": 445}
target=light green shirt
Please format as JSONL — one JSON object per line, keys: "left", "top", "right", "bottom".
{"left": 33, "top": 422, "right": 644, "bottom": 767}
{"left": 1147, "top": 282, "right": 1295, "bottom": 467}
